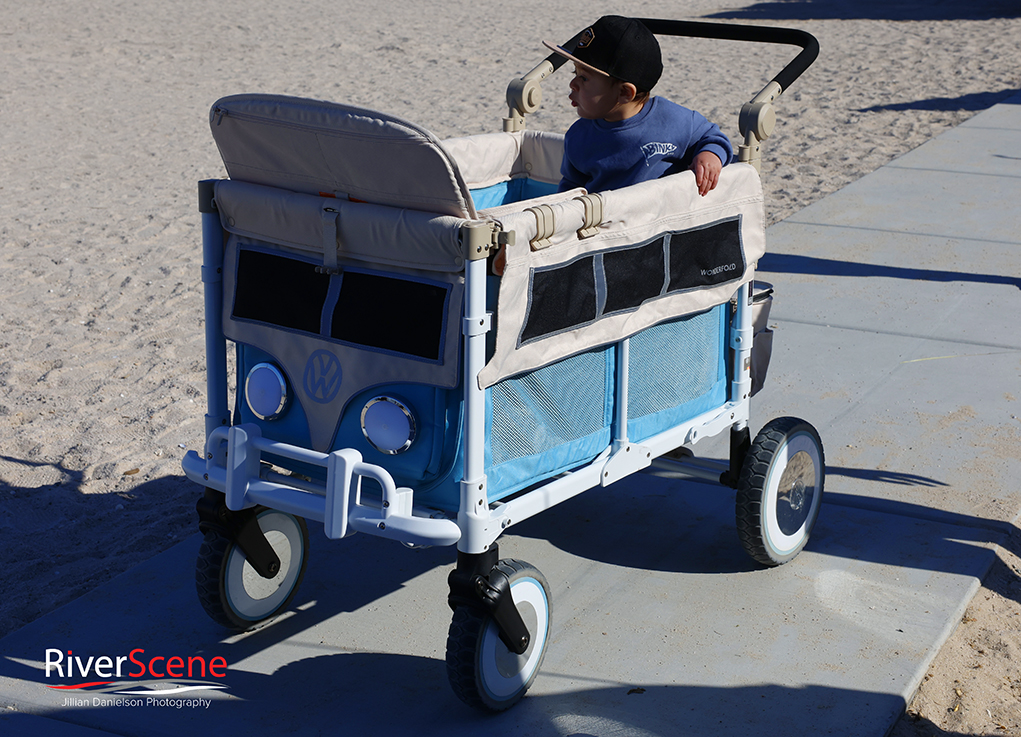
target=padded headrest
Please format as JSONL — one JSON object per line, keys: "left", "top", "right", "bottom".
{"left": 210, "top": 94, "right": 476, "bottom": 218}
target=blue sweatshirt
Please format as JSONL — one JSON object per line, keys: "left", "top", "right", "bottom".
{"left": 559, "top": 96, "right": 733, "bottom": 193}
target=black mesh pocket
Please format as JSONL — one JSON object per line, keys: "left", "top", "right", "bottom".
{"left": 520, "top": 257, "right": 597, "bottom": 344}
{"left": 518, "top": 218, "right": 745, "bottom": 346}
{"left": 331, "top": 272, "right": 448, "bottom": 361}
{"left": 668, "top": 218, "right": 744, "bottom": 292}
{"left": 233, "top": 250, "right": 330, "bottom": 333}
{"left": 603, "top": 237, "right": 666, "bottom": 314}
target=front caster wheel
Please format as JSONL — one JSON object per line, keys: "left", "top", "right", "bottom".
{"left": 196, "top": 508, "right": 309, "bottom": 630}
{"left": 736, "top": 417, "right": 824, "bottom": 566}
{"left": 445, "top": 559, "right": 551, "bottom": 711}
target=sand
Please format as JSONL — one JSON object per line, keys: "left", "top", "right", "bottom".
{"left": 2, "top": 0, "right": 1020, "bottom": 733}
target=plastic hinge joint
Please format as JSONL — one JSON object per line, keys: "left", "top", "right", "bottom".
{"left": 462, "top": 222, "right": 514, "bottom": 261}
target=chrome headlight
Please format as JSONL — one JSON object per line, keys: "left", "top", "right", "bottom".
{"left": 360, "top": 396, "right": 417, "bottom": 454}
{"left": 245, "top": 363, "right": 289, "bottom": 420}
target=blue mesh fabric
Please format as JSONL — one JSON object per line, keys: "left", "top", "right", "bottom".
{"left": 627, "top": 307, "right": 723, "bottom": 420}
{"left": 488, "top": 347, "right": 611, "bottom": 467}
{"left": 481, "top": 306, "right": 726, "bottom": 499}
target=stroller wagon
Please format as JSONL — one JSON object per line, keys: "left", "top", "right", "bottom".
{"left": 182, "top": 20, "right": 823, "bottom": 710}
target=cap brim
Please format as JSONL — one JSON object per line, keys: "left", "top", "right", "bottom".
{"left": 541, "top": 40, "right": 610, "bottom": 77}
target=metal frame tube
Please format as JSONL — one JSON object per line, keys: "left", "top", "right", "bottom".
{"left": 462, "top": 257, "right": 488, "bottom": 484}
{"left": 458, "top": 256, "right": 493, "bottom": 553}
{"left": 613, "top": 338, "right": 630, "bottom": 446}
{"left": 648, "top": 456, "right": 729, "bottom": 484}
{"left": 730, "top": 283, "right": 753, "bottom": 404}
{"left": 199, "top": 180, "right": 230, "bottom": 442}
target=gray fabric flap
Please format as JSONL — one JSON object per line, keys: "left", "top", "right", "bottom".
{"left": 210, "top": 94, "right": 476, "bottom": 218}
{"left": 479, "top": 164, "right": 766, "bottom": 389}
{"left": 214, "top": 180, "right": 468, "bottom": 273}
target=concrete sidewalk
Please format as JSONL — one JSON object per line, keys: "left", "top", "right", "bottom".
{"left": 2, "top": 92, "right": 1019, "bottom": 736}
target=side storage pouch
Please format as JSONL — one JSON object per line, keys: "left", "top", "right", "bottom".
{"left": 750, "top": 281, "right": 774, "bottom": 397}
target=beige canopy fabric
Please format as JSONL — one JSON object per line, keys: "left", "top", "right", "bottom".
{"left": 208, "top": 96, "right": 766, "bottom": 395}
{"left": 441, "top": 129, "right": 565, "bottom": 190}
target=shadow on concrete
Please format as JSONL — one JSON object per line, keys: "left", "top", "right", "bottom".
{"left": 510, "top": 468, "right": 1018, "bottom": 601}
{"left": 860, "top": 88, "right": 1021, "bottom": 113}
{"left": 0, "top": 652, "right": 920, "bottom": 737}
{"left": 829, "top": 466, "right": 948, "bottom": 487}
{"left": 0, "top": 455, "right": 197, "bottom": 641}
{"left": 4, "top": 443, "right": 1017, "bottom": 648}
{"left": 822, "top": 490, "right": 1019, "bottom": 604}
{"left": 0, "top": 459, "right": 1012, "bottom": 736}
{"left": 759, "top": 252, "right": 1021, "bottom": 290}
{"left": 705, "top": 0, "right": 1021, "bottom": 21}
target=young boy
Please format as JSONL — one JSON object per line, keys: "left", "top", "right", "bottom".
{"left": 545, "top": 15, "right": 733, "bottom": 197}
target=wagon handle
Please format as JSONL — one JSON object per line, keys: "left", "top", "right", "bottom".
{"left": 636, "top": 19, "right": 819, "bottom": 171}
{"left": 503, "top": 19, "right": 820, "bottom": 171}
{"left": 635, "top": 20, "right": 819, "bottom": 99}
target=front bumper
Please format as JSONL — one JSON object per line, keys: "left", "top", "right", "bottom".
{"left": 182, "top": 424, "right": 461, "bottom": 547}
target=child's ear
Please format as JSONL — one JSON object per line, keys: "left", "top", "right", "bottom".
{"left": 618, "top": 82, "right": 638, "bottom": 105}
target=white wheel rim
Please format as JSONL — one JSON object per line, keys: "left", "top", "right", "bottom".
{"left": 479, "top": 577, "right": 549, "bottom": 701}
{"left": 225, "top": 512, "right": 303, "bottom": 621}
{"left": 763, "top": 432, "right": 822, "bottom": 556}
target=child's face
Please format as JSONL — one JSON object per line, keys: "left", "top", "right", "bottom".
{"left": 568, "top": 64, "right": 627, "bottom": 121}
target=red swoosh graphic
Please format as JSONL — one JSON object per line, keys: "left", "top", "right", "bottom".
{"left": 48, "top": 682, "right": 114, "bottom": 690}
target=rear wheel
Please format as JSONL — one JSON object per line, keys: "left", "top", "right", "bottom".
{"left": 196, "top": 508, "right": 309, "bottom": 629}
{"left": 446, "top": 559, "right": 551, "bottom": 711}
{"left": 736, "top": 417, "right": 824, "bottom": 566}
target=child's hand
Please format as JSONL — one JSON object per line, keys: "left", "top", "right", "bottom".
{"left": 492, "top": 245, "right": 506, "bottom": 276}
{"left": 691, "top": 151, "right": 722, "bottom": 197}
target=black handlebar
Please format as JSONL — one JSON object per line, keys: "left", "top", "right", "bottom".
{"left": 509, "top": 20, "right": 818, "bottom": 134}
{"left": 635, "top": 19, "right": 819, "bottom": 95}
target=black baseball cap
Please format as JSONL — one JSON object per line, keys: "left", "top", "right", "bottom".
{"left": 544, "top": 16, "right": 663, "bottom": 92}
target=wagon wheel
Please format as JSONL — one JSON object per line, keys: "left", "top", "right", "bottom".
{"left": 446, "top": 559, "right": 552, "bottom": 711}
{"left": 196, "top": 507, "right": 309, "bottom": 630}
{"left": 736, "top": 417, "right": 824, "bottom": 566}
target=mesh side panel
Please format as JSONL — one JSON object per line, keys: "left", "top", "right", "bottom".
{"left": 628, "top": 308, "right": 723, "bottom": 420}
{"left": 490, "top": 348, "right": 609, "bottom": 466}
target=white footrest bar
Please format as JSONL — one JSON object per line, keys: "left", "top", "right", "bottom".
{"left": 244, "top": 478, "right": 330, "bottom": 521}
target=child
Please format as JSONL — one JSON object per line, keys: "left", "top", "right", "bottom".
{"left": 545, "top": 15, "right": 733, "bottom": 197}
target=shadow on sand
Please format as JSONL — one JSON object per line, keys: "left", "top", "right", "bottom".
{"left": 705, "top": 0, "right": 1021, "bottom": 22}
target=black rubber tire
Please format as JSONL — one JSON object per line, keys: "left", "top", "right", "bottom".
{"left": 445, "top": 559, "right": 552, "bottom": 711}
{"left": 736, "top": 417, "right": 824, "bottom": 566}
{"left": 196, "top": 508, "right": 309, "bottom": 630}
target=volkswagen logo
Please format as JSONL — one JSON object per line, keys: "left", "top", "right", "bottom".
{"left": 303, "top": 350, "right": 343, "bottom": 403}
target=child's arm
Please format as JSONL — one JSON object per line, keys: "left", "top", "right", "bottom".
{"left": 684, "top": 108, "right": 732, "bottom": 196}
{"left": 691, "top": 150, "right": 723, "bottom": 197}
